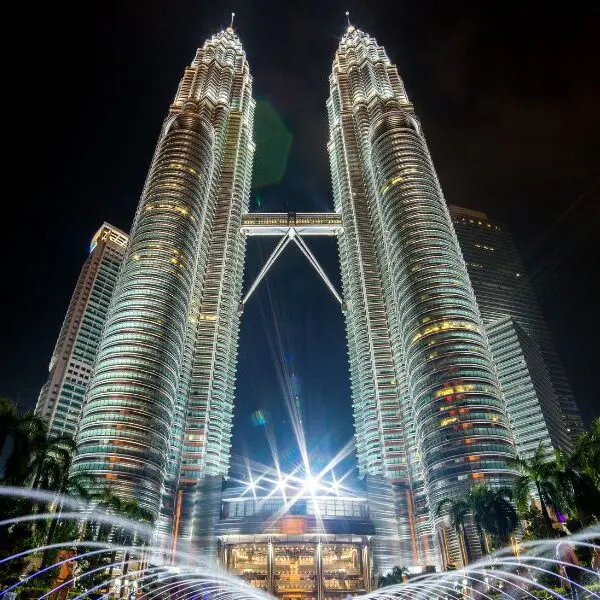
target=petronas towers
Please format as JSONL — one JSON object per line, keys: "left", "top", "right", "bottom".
{"left": 71, "top": 26, "right": 255, "bottom": 546}
{"left": 38, "top": 18, "right": 576, "bottom": 571}
{"left": 328, "top": 25, "right": 515, "bottom": 566}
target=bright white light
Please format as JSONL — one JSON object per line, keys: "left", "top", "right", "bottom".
{"left": 304, "top": 474, "right": 319, "bottom": 494}
{"left": 277, "top": 478, "right": 286, "bottom": 491}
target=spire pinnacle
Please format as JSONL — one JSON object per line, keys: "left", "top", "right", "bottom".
{"left": 345, "top": 11, "right": 355, "bottom": 33}
{"left": 227, "top": 12, "right": 235, "bottom": 32}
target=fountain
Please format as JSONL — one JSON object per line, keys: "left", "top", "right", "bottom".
{"left": 1, "top": 486, "right": 598, "bottom": 599}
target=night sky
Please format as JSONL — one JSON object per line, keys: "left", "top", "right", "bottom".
{"left": 2, "top": 1, "right": 598, "bottom": 474}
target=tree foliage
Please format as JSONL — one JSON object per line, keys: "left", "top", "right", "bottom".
{"left": 0, "top": 400, "right": 154, "bottom": 590}
{"left": 437, "top": 484, "right": 519, "bottom": 560}
{"left": 378, "top": 565, "right": 409, "bottom": 587}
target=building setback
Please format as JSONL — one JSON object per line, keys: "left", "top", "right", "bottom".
{"left": 35, "top": 223, "right": 128, "bottom": 438}
{"left": 449, "top": 205, "right": 582, "bottom": 449}
{"left": 327, "top": 25, "right": 516, "bottom": 569}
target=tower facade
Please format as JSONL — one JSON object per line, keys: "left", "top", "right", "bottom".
{"left": 71, "top": 26, "right": 255, "bottom": 544}
{"left": 486, "top": 317, "right": 568, "bottom": 459}
{"left": 35, "top": 223, "right": 128, "bottom": 438}
{"left": 449, "top": 205, "right": 583, "bottom": 446}
{"left": 327, "top": 26, "right": 516, "bottom": 568}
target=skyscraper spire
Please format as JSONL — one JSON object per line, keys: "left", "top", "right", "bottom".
{"left": 228, "top": 11, "right": 235, "bottom": 31}
{"left": 345, "top": 10, "right": 354, "bottom": 32}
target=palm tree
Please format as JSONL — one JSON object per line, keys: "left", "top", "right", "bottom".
{"left": 30, "top": 435, "right": 77, "bottom": 491}
{"left": 101, "top": 496, "right": 155, "bottom": 588}
{"left": 378, "top": 565, "right": 409, "bottom": 588}
{"left": 572, "top": 418, "right": 600, "bottom": 490}
{"left": 1, "top": 411, "right": 47, "bottom": 485}
{"left": 551, "top": 450, "right": 600, "bottom": 528}
{"left": 116, "top": 500, "right": 154, "bottom": 598}
{"left": 506, "top": 442, "right": 558, "bottom": 538}
{"left": 39, "top": 473, "right": 93, "bottom": 569}
{"left": 79, "top": 490, "right": 123, "bottom": 586}
{"left": 437, "top": 485, "right": 519, "bottom": 563}
{"left": 436, "top": 495, "right": 473, "bottom": 563}
{"left": 474, "top": 486, "right": 519, "bottom": 549}
{"left": 25, "top": 434, "right": 78, "bottom": 550}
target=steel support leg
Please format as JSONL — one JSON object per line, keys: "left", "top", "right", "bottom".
{"left": 240, "top": 233, "right": 292, "bottom": 309}
{"left": 292, "top": 233, "right": 344, "bottom": 306}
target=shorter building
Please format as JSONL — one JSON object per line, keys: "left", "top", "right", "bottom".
{"left": 486, "top": 317, "right": 566, "bottom": 460}
{"left": 35, "top": 223, "right": 128, "bottom": 437}
{"left": 215, "top": 482, "right": 376, "bottom": 599}
{"left": 449, "top": 204, "right": 580, "bottom": 449}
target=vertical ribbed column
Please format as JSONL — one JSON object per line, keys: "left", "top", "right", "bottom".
{"left": 174, "top": 35, "right": 255, "bottom": 548}
{"left": 72, "top": 109, "right": 214, "bottom": 516}
{"left": 370, "top": 110, "right": 516, "bottom": 522}
{"left": 316, "top": 541, "right": 323, "bottom": 600}
{"left": 327, "top": 28, "right": 428, "bottom": 569}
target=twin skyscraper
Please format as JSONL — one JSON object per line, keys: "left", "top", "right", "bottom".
{"left": 37, "top": 20, "right": 581, "bottom": 571}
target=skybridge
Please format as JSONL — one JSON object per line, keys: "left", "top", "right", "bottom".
{"left": 239, "top": 212, "right": 346, "bottom": 312}
{"left": 241, "top": 211, "right": 343, "bottom": 236}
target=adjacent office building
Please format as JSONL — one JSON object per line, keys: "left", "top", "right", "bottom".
{"left": 486, "top": 317, "right": 568, "bottom": 459}
{"left": 449, "top": 205, "right": 583, "bottom": 451}
{"left": 35, "top": 224, "right": 128, "bottom": 438}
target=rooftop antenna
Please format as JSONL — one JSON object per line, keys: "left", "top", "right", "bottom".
{"left": 228, "top": 11, "right": 235, "bottom": 30}
{"left": 345, "top": 10, "right": 354, "bottom": 32}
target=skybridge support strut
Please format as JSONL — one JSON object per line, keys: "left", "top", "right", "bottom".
{"left": 239, "top": 227, "right": 346, "bottom": 314}
{"left": 291, "top": 232, "right": 344, "bottom": 306}
{"left": 239, "top": 233, "right": 292, "bottom": 312}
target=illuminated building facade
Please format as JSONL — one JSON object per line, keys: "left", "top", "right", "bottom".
{"left": 327, "top": 25, "right": 516, "bottom": 568}
{"left": 60, "top": 22, "right": 525, "bottom": 572}
{"left": 486, "top": 317, "right": 568, "bottom": 459}
{"left": 71, "top": 25, "right": 255, "bottom": 547}
{"left": 449, "top": 205, "right": 582, "bottom": 447}
{"left": 216, "top": 481, "right": 375, "bottom": 598}
{"left": 35, "top": 223, "right": 128, "bottom": 438}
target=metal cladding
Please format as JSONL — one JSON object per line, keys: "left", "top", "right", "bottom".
{"left": 486, "top": 317, "right": 567, "bottom": 460}
{"left": 449, "top": 205, "right": 583, "bottom": 446}
{"left": 71, "top": 27, "right": 255, "bottom": 524}
{"left": 61, "top": 20, "right": 535, "bottom": 571}
{"left": 35, "top": 224, "right": 128, "bottom": 439}
{"left": 327, "top": 26, "right": 516, "bottom": 567}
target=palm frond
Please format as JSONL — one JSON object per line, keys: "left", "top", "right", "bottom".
{"left": 513, "top": 475, "right": 531, "bottom": 514}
